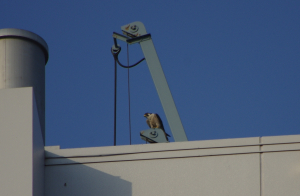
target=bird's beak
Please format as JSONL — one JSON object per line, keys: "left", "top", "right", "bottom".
{"left": 144, "top": 114, "right": 147, "bottom": 117}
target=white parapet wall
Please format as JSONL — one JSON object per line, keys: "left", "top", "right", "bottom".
{"left": 0, "top": 87, "right": 44, "bottom": 196}
{"left": 45, "top": 134, "right": 300, "bottom": 196}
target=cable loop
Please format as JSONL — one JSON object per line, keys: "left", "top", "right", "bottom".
{"left": 111, "top": 46, "right": 145, "bottom": 68}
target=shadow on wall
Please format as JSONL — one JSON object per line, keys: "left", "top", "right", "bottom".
{"left": 45, "top": 152, "right": 132, "bottom": 196}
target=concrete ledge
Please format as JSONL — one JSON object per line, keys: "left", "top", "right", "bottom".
{"left": 45, "top": 134, "right": 300, "bottom": 166}
{"left": 46, "top": 146, "right": 260, "bottom": 166}
{"left": 45, "top": 137, "right": 260, "bottom": 158}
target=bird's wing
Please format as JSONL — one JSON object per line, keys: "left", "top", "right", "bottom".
{"left": 155, "top": 114, "right": 171, "bottom": 138}
{"left": 154, "top": 114, "right": 165, "bottom": 131}
{"left": 146, "top": 118, "right": 151, "bottom": 128}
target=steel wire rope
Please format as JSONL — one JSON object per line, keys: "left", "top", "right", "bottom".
{"left": 113, "top": 55, "right": 117, "bottom": 146}
{"left": 127, "top": 44, "right": 132, "bottom": 145}
{"left": 111, "top": 45, "right": 145, "bottom": 146}
{"left": 111, "top": 46, "right": 145, "bottom": 68}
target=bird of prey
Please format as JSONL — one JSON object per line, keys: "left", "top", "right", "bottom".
{"left": 144, "top": 113, "right": 170, "bottom": 142}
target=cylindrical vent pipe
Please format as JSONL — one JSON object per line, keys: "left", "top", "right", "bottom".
{"left": 0, "top": 28, "right": 49, "bottom": 142}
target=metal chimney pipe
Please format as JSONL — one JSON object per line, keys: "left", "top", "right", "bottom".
{"left": 0, "top": 28, "right": 49, "bottom": 142}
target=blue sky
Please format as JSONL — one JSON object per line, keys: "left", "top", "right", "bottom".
{"left": 1, "top": 1, "right": 299, "bottom": 148}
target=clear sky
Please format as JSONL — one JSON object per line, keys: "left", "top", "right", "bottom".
{"left": 1, "top": 1, "right": 299, "bottom": 148}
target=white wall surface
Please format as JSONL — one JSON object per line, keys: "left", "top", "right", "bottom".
{"left": 45, "top": 135, "right": 300, "bottom": 196}
{"left": 0, "top": 87, "right": 44, "bottom": 196}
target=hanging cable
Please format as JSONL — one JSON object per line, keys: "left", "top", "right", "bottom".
{"left": 127, "top": 44, "right": 132, "bottom": 145}
{"left": 111, "top": 43, "right": 145, "bottom": 146}
{"left": 111, "top": 46, "right": 145, "bottom": 69}
{"left": 114, "top": 54, "right": 117, "bottom": 146}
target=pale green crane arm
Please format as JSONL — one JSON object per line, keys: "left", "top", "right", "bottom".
{"left": 114, "top": 21, "right": 188, "bottom": 142}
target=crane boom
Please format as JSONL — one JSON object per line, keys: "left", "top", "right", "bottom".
{"left": 113, "top": 21, "right": 188, "bottom": 142}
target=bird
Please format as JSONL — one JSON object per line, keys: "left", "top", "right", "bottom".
{"left": 144, "top": 113, "right": 170, "bottom": 141}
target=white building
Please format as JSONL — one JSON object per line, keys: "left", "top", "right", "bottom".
{"left": 1, "top": 28, "right": 300, "bottom": 196}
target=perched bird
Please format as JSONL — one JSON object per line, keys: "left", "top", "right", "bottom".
{"left": 144, "top": 113, "right": 170, "bottom": 141}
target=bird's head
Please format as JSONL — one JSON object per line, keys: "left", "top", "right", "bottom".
{"left": 144, "top": 113, "right": 151, "bottom": 118}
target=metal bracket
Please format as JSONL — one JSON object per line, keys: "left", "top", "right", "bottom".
{"left": 112, "top": 32, "right": 151, "bottom": 45}
{"left": 126, "top": 34, "right": 151, "bottom": 45}
{"left": 140, "top": 128, "right": 169, "bottom": 143}
{"left": 112, "top": 32, "right": 129, "bottom": 42}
